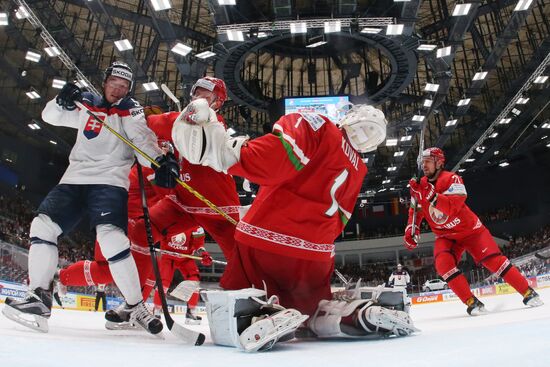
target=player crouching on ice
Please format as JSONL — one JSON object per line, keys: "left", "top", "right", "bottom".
{"left": 171, "top": 98, "right": 418, "bottom": 351}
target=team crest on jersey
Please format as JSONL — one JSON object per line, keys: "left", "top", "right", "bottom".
{"left": 429, "top": 205, "right": 449, "bottom": 225}
{"left": 83, "top": 114, "right": 105, "bottom": 139}
{"left": 169, "top": 232, "right": 188, "bottom": 251}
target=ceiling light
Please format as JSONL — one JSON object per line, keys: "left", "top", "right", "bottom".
{"left": 436, "top": 46, "right": 452, "bottom": 58}
{"left": 0, "top": 13, "right": 8, "bottom": 26}
{"left": 362, "top": 157, "right": 369, "bottom": 163}
{"left": 361, "top": 27, "right": 382, "bottom": 34}
{"left": 290, "top": 22, "right": 307, "bottom": 34}
{"left": 516, "top": 97, "right": 530, "bottom": 104}
{"left": 28, "top": 123, "right": 40, "bottom": 130}
{"left": 257, "top": 32, "right": 268, "bottom": 38}
{"left": 142, "top": 82, "right": 159, "bottom": 91}
{"left": 386, "top": 138, "right": 398, "bottom": 146}
{"left": 52, "top": 79, "right": 66, "bottom": 89}
{"left": 412, "top": 115, "right": 425, "bottom": 122}
{"left": 547, "top": 143, "right": 550, "bottom": 148}
{"left": 171, "top": 42, "right": 192, "bottom": 55}
{"left": 26, "top": 91, "right": 40, "bottom": 99}
{"left": 114, "top": 39, "right": 133, "bottom": 51}
{"left": 324, "top": 21, "right": 341, "bottom": 33}
{"left": 195, "top": 50, "right": 216, "bottom": 59}
{"left": 387, "top": 166, "right": 397, "bottom": 172}
{"left": 457, "top": 98, "right": 470, "bottom": 106}
{"left": 306, "top": 41, "right": 327, "bottom": 48}
{"left": 514, "top": 0, "right": 533, "bottom": 11}
{"left": 25, "top": 50, "right": 41, "bottom": 63}
{"left": 378, "top": 188, "right": 387, "bottom": 192}
{"left": 44, "top": 46, "right": 61, "bottom": 57}
{"left": 542, "top": 135, "right": 548, "bottom": 139}
{"left": 217, "top": 0, "right": 236, "bottom": 4}
{"left": 475, "top": 146, "right": 486, "bottom": 153}
{"left": 150, "top": 0, "right": 171, "bottom": 11}
{"left": 226, "top": 30, "right": 244, "bottom": 41}
{"left": 15, "top": 5, "right": 30, "bottom": 19}
{"left": 452, "top": 3, "right": 472, "bottom": 16}
{"left": 465, "top": 158, "right": 475, "bottom": 162}
{"left": 511, "top": 108, "right": 521, "bottom": 116}
{"left": 393, "top": 0, "right": 411, "bottom": 2}
{"left": 394, "top": 151, "right": 404, "bottom": 157}
{"left": 541, "top": 123, "right": 550, "bottom": 129}
{"left": 424, "top": 83, "right": 440, "bottom": 92}
{"left": 446, "top": 119, "right": 458, "bottom": 127}
{"left": 417, "top": 44, "right": 437, "bottom": 51}
{"left": 400, "top": 135, "right": 412, "bottom": 142}
{"left": 499, "top": 118, "right": 511, "bottom": 125}
{"left": 423, "top": 99, "right": 433, "bottom": 107}
{"left": 499, "top": 161, "right": 510, "bottom": 167}
{"left": 458, "top": 168, "right": 466, "bottom": 172}
{"left": 76, "top": 79, "right": 89, "bottom": 88}
{"left": 472, "top": 71, "right": 488, "bottom": 81}
{"left": 382, "top": 179, "right": 391, "bottom": 184}
{"left": 49, "top": 140, "right": 57, "bottom": 145}
{"left": 489, "top": 132, "right": 499, "bottom": 138}
{"left": 494, "top": 150, "right": 500, "bottom": 155}
{"left": 386, "top": 24, "right": 404, "bottom": 35}
{"left": 534, "top": 76, "right": 548, "bottom": 84}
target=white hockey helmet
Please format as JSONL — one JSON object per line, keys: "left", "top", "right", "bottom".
{"left": 339, "top": 104, "right": 387, "bottom": 153}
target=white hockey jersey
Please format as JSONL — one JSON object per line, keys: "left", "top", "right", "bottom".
{"left": 41, "top": 93, "right": 162, "bottom": 190}
{"left": 388, "top": 270, "right": 410, "bottom": 288}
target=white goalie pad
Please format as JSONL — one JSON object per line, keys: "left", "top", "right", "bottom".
{"left": 308, "top": 299, "right": 371, "bottom": 338}
{"left": 200, "top": 123, "right": 248, "bottom": 173}
{"left": 170, "top": 280, "right": 200, "bottom": 302}
{"left": 202, "top": 288, "right": 307, "bottom": 352}
{"left": 335, "top": 283, "right": 411, "bottom": 314}
{"left": 358, "top": 305, "right": 419, "bottom": 337}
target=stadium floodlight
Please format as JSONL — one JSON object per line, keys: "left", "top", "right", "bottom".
{"left": 436, "top": 46, "right": 452, "bottom": 58}
{"left": 382, "top": 179, "right": 391, "bottom": 184}
{"left": 195, "top": 51, "right": 216, "bottom": 59}
{"left": 28, "top": 123, "right": 41, "bottom": 130}
{"left": 458, "top": 168, "right": 466, "bottom": 172}
{"left": 142, "top": 82, "right": 159, "bottom": 91}
{"left": 511, "top": 108, "right": 521, "bottom": 116}
{"left": 257, "top": 32, "right": 268, "bottom": 38}
{"left": 387, "top": 166, "right": 397, "bottom": 172}
{"left": 499, "top": 118, "right": 511, "bottom": 125}
{"left": 362, "top": 157, "right": 369, "bottom": 163}
{"left": 457, "top": 98, "right": 471, "bottom": 106}
{"left": 400, "top": 135, "right": 412, "bottom": 142}
{"left": 516, "top": 97, "right": 530, "bottom": 104}
{"left": 424, "top": 83, "right": 440, "bottom": 92}
{"left": 540, "top": 123, "right": 550, "bottom": 129}
{"left": 423, "top": 99, "right": 433, "bottom": 107}
{"left": 465, "top": 158, "right": 475, "bottom": 162}
{"left": 44, "top": 46, "right": 61, "bottom": 57}
{"left": 306, "top": 41, "right": 327, "bottom": 48}
{"left": 25, "top": 91, "right": 40, "bottom": 99}
{"left": 114, "top": 39, "right": 133, "bottom": 51}
{"left": 290, "top": 22, "right": 307, "bottom": 34}
{"left": 361, "top": 27, "right": 382, "bottom": 34}
{"left": 489, "top": 132, "right": 499, "bottom": 138}
{"left": 386, "top": 24, "right": 404, "bottom": 35}
{"left": 226, "top": 30, "right": 244, "bottom": 41}
{"left": 324, "top": 21, "right": 341, "bottom": 33}
{"left": 412, "top": 115, "right": 425, "bottom": 122}
{"left": 151, "top": 0, "right": 171, "bottom": 11}
{"left": 494, "top": 150, "right": 500, "bottom": 155}
{"left": 25, "top": 50, "right": 41, "bottom": 63}
{"left": 394, "top": 151, "right": 405, "bottom": 157}
{"left": 452, "top": 3, "right": 472, "bottom": 16}
{"left": 49, "top": 140, "right": 57, "bottom": 145}
{"left": 15, "top": 5, "right": 30, "bottom": 19}
{"left": 386, "top": 138, "right": 398, "bottom": 146}
{"left": 499, "top": 161, "right": 510, "bottom": 167}
{"left": 393, "top": 0, "right": 411, "bottom": 2}
{"left": 446, "top": 119, "right": 458, "bottom": 127}
{"left": 217, "top": 0, "right": 236, "bottom": 4}
{"left": 514, "top": 0, "right": 533, "bottom": 11}
{"left": 472, "top": 71, "right": 488, "bottom": 81}
{"left": 52, "top": 79, "right": 66, "bottom": 89}
{"left": 171, "top": 42, "right": 192, "bottom": 56}
{"left": 417, "top": 44, "right": 437, "bottom": 51}
{"left": 0, "top": 13, "right": 8, "bottom": 26}
{"left": 534, "top": 76, "right": 548, "bottom": 84}
{"left": 76, "top": 79, "right": 89, "bottom": 88}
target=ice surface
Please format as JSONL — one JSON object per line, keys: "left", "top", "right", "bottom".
{"left": 1, "top": 288, "right": 549, "bottom": 367}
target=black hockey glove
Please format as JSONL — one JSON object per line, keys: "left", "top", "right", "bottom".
{"left": 56, "top": 82, "right": 82, "bottom": 110}
{"left": 152, "top": 152, "right": 179, "bottom": 188}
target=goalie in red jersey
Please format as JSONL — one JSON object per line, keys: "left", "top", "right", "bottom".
{"left": 404, "top": 147, "right": 543, "bottom": 315}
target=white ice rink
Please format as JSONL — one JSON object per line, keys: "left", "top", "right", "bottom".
{"left": 1, "top": 288, "right": 549, "bottom": 367}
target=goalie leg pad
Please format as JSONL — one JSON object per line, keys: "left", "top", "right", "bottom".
{"left": 358, "top": 304, "right": 419, "bottom": 337}
{"left": 309, "top": 299, "right": 373, "bottom": 338}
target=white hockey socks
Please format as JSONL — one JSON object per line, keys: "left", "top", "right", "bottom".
{"left": 28, "top": 214, "right": 62, "bottom": 290}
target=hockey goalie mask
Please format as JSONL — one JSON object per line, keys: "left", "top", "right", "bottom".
{"left": 339, "top": 104, "right": 388, "bottom": 153}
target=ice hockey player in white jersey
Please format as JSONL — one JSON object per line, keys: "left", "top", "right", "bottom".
{"left": 2, "top": 61, "right": 179, "bottom": 335}
{"left": 388, "top": 264, "right": 411, "bottom": 289}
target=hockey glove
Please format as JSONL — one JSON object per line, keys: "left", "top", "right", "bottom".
{"left": 419, "top": 181, "right": 437, "bottom": 205}
{"left": 56, "top": 82, "right": 82, "bottom": 111}
{"left": 409, "top": 178, "right": 422, "bottom": 203}
{"left": 152, "top": 152, "right": 179, "bottom": 188}
{"left": 194, "top": 248, "right": 213, "bottom": 266}
{"left": 404, "top": 224, "right": 419, "bottom": 250}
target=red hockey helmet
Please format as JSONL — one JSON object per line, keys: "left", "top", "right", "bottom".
{"left": 422, "top": 147, "right": 445, "bottom": 165}
{"left": 190, "top": 77, "right": 227, "bottom": 109}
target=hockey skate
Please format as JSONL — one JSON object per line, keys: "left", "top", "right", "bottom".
{"left": 523, "top": 287, "right": 543, "bottom": 307}
{"left": 105, "top": 301, "right": 163, "bottom": 334}
{"left": 2, "top": 287, "right": 52, "bottom": 332}
{"left": 184, "top": 307, "right": 202, "bottom": 325}
{"left": 466, "top": 296, "right": 487, "bottom": 316}
{"left": 104, "top": 302, "right": 138, "bottom": 331}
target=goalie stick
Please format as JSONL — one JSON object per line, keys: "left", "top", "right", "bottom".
{"left": 74, "top": 100, "right": 237, "bottom": 226}
{"left": 136, "top": 163, "right": 205, "bottom": 346}
{"left": 161, "top": 83, "right": 182, "bottom": 112}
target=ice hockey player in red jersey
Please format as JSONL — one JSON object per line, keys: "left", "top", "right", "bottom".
{"left": 404, "top": 147, "right": 543, "bottom": 315}
{"left": 141, "top": 226, "right": 210, "bottom": 324}
{"left": 173, "top": 102, "right": 417, "bottom": 351}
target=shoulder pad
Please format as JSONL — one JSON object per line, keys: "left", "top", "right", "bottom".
{"left": 300, "top": 112, "right": 326, "bottom": 131}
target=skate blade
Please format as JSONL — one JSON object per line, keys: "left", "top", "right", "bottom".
{"left": 2, "top": 304, "right": 49, "bottom": 333}
{"left": 526, "top": 298, "right": 544, "bottom": 308}
{"left": 105, "top": 320, "right": 140, "bottom": 331}
{"left": 469, "top": 307, "right": 489, "bottom": 316}
{"left": 184, "top": 318, "right": 201, "bottom": 325}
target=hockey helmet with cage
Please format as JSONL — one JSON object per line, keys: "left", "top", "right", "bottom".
{"left": 339, "top": 104, "right": 388, "bottom": 153}
{"left": 104, "top": 61, "right": 134, "bottom": 90}
{"left": 422, "top": 147, "right": 445, "bottom": 166}
{"left": 190, "top": 77, "right": 227, "bottom": 110}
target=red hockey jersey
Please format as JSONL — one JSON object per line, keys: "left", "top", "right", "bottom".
{"left": 163, "top": 226, "right": 206, "bottom": 257}
{"left": 412, "top": 170, "right": 484, "bottom": 240}
{"left": 228, "top": 112, "right": 367, "bottom": 262}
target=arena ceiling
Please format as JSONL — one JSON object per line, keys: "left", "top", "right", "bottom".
{"left": 0, "top": 0, "right": 549, "bottom": 198}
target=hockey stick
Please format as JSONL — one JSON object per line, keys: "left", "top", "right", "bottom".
{"left": 410, "top": 120, "right": 426, "bottom": 238}
{"left": 154, "top": 248, "right": 227, "bottom": 265}
{"left": 75, "top": 101, "right": 237, "bottom": 226}
{"left": 136, "top": 163, "right": 205, "bottom": 346}
{"left": 334, "top": 268, "right": 350, "bottom": 287}
{"left": 161, "top": 84, "right": 182, "bottom": 112}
